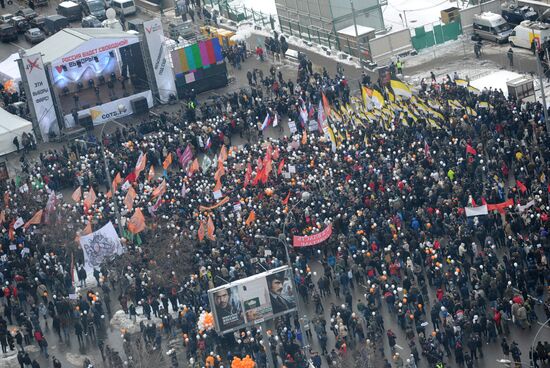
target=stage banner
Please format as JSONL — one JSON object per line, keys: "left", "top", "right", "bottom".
{"left": 63, "top": 90, "right": 153, "bottom": 127}
{"left": 79, "top": 221, "right": 123, "bottom": 274}
{"left": 293, "top": 224, "right": 333, "bottom": 247}
{"left": 21, "top": 53, "right": 58, "bottom": 141}
{"left": 465, "top": 205, "right": 488, "bottom": 217}
{"left": 143, "top": 19, "right": 177, "bottom": 104}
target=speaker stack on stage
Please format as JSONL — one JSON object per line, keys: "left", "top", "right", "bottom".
{"left": 131, "top": 97, "right": 149, "bottom": 115}
{"left": 79, "top": 113, "right": 94, "bottom": 130}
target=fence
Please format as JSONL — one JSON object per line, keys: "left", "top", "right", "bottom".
{"left": 278, "top": 16, "right": 342, "bottom": 50}
{"left": 411, "top": 21, "right": 462, "bottom": 51}
{"left": 204, "top": 0, "right": 273, "bottom": 28}
{"left": 369, "top": 29, "right": 413, "bottom": 66}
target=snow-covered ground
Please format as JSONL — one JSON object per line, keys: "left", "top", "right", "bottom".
{"left": 228, "top": 0, "right": 277, "bottom": 15}
{"left": 470, "top": 69, "right": 524, "bottom": 97}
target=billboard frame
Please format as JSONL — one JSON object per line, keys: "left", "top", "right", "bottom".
{"left": 208, "top": 265, "right": 297, "bottom": 335}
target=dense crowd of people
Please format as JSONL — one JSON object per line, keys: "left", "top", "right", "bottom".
{"left": 0, "top": 46, "right": 550, "bottom": 368}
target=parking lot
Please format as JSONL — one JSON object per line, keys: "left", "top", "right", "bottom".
{"left": 0, "top": 0, "right": 146, "bottom": 60}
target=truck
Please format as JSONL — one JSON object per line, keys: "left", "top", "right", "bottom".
{"left": 509, "top": 20, "right": 550, "bottom": 50}
{"left": 57, "top": 1, "right": 83, "bottom": 22}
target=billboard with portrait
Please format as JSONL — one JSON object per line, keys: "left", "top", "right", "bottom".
{"left": 208, "top": 266, "right": 296, "bottom": 334}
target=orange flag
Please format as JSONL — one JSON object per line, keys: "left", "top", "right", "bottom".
{"left": 124, "top": 186, "right": 137, "bottom": 210}
{"left": 188, "top": 158, "right": 199, "bottom": 176}
{"left": 0, "top": 210, "right": 5, "bottom": 224}
{"left": 71, "top": 186, "right": 82, "bottom": 202}
{"left": 24, "top": 210, "right": 43, "bottom": 229}
{"left": 198, "top": 220, "right": 205, "bottom": 241}
{"left": 218, "top": 145, "right": 228, "bottom": 166}
{"left": 214, "top": 166, "right": 225, "bottom": 182}
{"left": 162, "top": 153, "right": 172, "bottom": 170}
{"left": 301, "top": 130, "right": 307, "bottom": 145}
{"left": 82, "top": 221, "right": 93, "bottom": 235}
{"left": 4, "top": 192, "right": 10, "bottom": 208}
{"left": 152, "top": 179, "right": 167, "bottom": 199}
{"left": 206, "top": 215, "right": 216, "bottom": 240}
{"left": 112, "top": 173, "right": 122, "bottom": 193}
{"left": 83, "top": 187, "right": 97, "bottom": 210}
{"left": 245, "top": 210, "right": 256, "bottom": 226}
{"left": 128, "top": 208, "right": 146, "bottom": 234}
{"left": 134, "top": 152, "right": 147, "bottom": 177}
{"left": 148, "top": 166, "right": 155, "bottom": 181}
{"left": 213, "top": 178, "right": 222, "bottom": 192}
{"left": 106, "top": 190, "right": 112, "bottom": 199}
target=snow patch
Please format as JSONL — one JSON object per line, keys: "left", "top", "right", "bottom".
{"left": 470, "top": 70, "right": 524, "bottom": 97}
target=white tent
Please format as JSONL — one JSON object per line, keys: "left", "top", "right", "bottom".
{"left": 0, "top": 108, "right": 33, "bottom": 156}
{"left": 0, "top": 53, "right": 22, "bottom": 92}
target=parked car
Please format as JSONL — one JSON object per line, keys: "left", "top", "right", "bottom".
{"left": 0, "top": 14, "right": 14, "bottom": 24}
{"left": 34, "top": 0, "right": 49, "bottom": 7}
{"left": 30, "top": 15, "right": 47, "bottom": 31}
{"left": 24, "top": 27, "right": 45, "bottom": 44}
{"left": 15, "top": 8, "right": 38, "bottom": 21}
{"left": 81, "top": 15, "right": 102, "bottom": 28}
{"left": 502, "top": 4, "right": 538, "bottom": 25}
{"left": 10, "top": 16, "right": 30, "bottom": 33}
{"left": 0, "top": 24, "right": 18, "bottom": 42}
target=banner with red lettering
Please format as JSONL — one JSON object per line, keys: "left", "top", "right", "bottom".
{"left": 293, "top": 224, "right": 333, "bottom": 247}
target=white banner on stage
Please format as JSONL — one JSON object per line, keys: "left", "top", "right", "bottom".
{"left": 21, "top": 53, "right": 58, "bottom": 141}
{"left": 143, "top": 19, "right": 177, "bottom": 103}
{"left": 63, "top": 90, "right": 153, "bottom": 127}
{"left": 79, "top": 221, "right": 123, "bottom": 274}
{"left": 465, "top": 205, "right": 488, "bottom": 217}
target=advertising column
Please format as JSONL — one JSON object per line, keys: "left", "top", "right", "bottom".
{"left": 19, "top": 53, "right": 59, "bottom": 141}
{"left": 142, "top": 19, "right": 177, "bottom": 104}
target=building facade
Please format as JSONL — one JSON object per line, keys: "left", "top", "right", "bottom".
{"left": 275, "top": 0, "right": 386, "bottom": 51}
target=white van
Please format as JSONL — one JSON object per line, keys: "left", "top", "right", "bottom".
{"left": 473, "top": 12, "right": 513, "bottom": 43}
{"left": 509, "top": 20, "right": 550, "bottom": 50}
{"left": 112, "top": 0, "right": 136, "bottom": 16}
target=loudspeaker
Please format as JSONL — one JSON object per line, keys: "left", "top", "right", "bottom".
{"left": 79, "top": 113, "right": 93, "bottom": 130}
{"left": 131, "top": 97, "right": 149, "bottom": 114}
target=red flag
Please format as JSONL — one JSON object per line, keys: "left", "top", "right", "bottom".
{"left": 301, "top": 130, "right": 307, "bottom": 145}
{"left": 322, "top": 92, "right": 331, "bottom": 118}
{"left": 466, "top": 144, "right": 477, "bottom": 155}
{"left": 471, "top": 198, "right": 477, "bottom": 207}
{"left": 244, "top": 163, "right": 252, "bottom": 188}
{"left": 481, "top": 197, "right": 487, "bottom": 205}
{"left": 277, "top": 159, "right": 285, "bottom": 175}
{"left": 218, "top": 145, "right": 228, "bottom": 165}
{"left": 162, "top": 153, "right": 172, "bottom": 170}
{"left": 8, "top": 220, "right": 15, "bottom": 241}
{"left": 125, "top": 171, "right": 137, "bottom": 184}
{"left": 24, "top": 210, "right": 43, "bottom": 229}
{"left": 128, "top": 208, "right": 146, "bottom": 234}
{"left": 3, "top": 192, "right": 10, "bottom": 208}
{"left": 282, "top": 191, "right": 290, "bottom": 205}
{"left": 516, "top": 180, "right": 527, "bottom": 193}
{"left": 273, "top": 146, "right": 280, "bottom": 161}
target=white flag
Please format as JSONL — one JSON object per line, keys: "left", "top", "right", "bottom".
{"left": 465, "top": 205, "right": 488, "bottom": 217}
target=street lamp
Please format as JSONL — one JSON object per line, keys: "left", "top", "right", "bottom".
{"left": 75, "top": 119, "right": 126, "bottom": 237}
{"left": 255, "top": 190, "right": 312, "bottom": 363}
{"left": 532, "top": 9, "right": 550, "bottom": 134}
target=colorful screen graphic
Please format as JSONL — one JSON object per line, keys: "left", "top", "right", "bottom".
{"left": 171, "top": 38, "right": 223, "bottom": 77}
